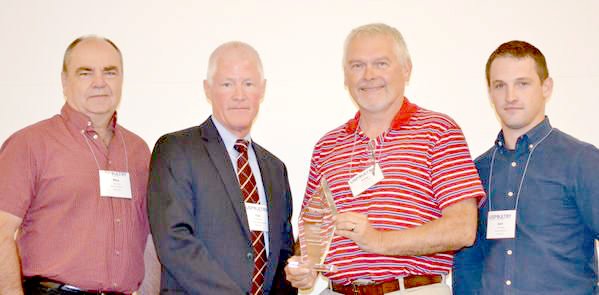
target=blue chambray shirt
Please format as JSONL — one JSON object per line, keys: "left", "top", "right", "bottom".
{"left": 453, "top": 117, "right": 599, "bottom": 295}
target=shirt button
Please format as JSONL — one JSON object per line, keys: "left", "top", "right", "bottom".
{"left": 80, "top": 130, "right": 85, "bottom": 134}
{"left": 246, "top": 252, "right": 253, "bottom": 260}
{"left": 507, "top": 191, "right": 514, "bottom": 197}
{"left": 87, "top": 121, "right": 92, "bottom": 127}
{"left": 116, "top": 251, "right": 120, "bottom": 256}
{"left": 112, "top": 283, "right": 117, "bottom": 287}
{"left": 511, "top": 162, "right": 517, "bottom": 167}
{"left": 506, "top": 249, "right": 513, "bottom": 255}
{"left": 115, "top": 218, "right": 121, "bottom": 223}
{"left": 506, "top": 280, "right": 512, "bottom": 286}
{"left": 93, "top": 134, "right": 98, "bottom": 140}
{"left": 528, "top": 144, "right": 534, "bottom": 149}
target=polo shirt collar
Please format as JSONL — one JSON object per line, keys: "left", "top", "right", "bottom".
{"left": 345, "top": 97, "right": 418, "bottom": 133}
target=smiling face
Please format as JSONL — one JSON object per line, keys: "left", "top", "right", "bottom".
{"left": 488, "top": 56, "right": 552, "bottom": 140}
{"left": 344, "top": 33, "right": 411, "bottom": 118}
{"left": 61, "top": 38, "right": 123, "bottom": 123}
{"left": 204, "top": 45, "right": 265, "bottom": 138}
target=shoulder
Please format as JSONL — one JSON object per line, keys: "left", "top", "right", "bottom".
{"left": 1, "top": 115, "right": 61, "bottom": 149}
{"left": 313, "top": 123, "right": 350, "bottom": 152}
{"left": 551, "top": 128, "right": 598, "bottom": 151}
{"left": 409, "top": 107, "right": 462, "bottom": 132}
{"left": 154, "top": 123, "right": 208, "bottom": 148}
{"left": 550, "top": 128, "right": 599, "bottom": 164}
{"left": 252, "top": 141, "right": 285, "bottom": 168}
{"left": 474, "top": 146, "right": 496, "bottom": 172}
{"left": 117, "top": 125, "right": 150, "bottom": 152}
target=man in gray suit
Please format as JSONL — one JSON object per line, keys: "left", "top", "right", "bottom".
{"left": 148, "top": 42, "right": 296, "bottom": 295}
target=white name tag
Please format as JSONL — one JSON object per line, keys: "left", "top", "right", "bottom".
{"left": 99, "top": 170, "right": 132, "bottom": 199}
{"left": 348, "top": 163, "right": 384, "bottom": 197}
{"left": 487, "top": 210, "right": 516, "bottom": 239}
{"left": 245, "top": 203, "right": 269, "bottom": 232}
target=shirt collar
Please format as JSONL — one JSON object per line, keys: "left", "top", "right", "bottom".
{"left": 211, "top": 116, "right": 252, "bottom": 154}
{"left": 345, "top": 97, "right": 418, "bottom": 133}
{"left": 495, "top": 116, "right": 552, "bottom": 150}
{"left": 60, "top": 103, "right": 117, "bottom": 133}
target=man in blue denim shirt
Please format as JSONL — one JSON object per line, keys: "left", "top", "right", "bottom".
{"left": 453, "top": 40, "right": 599, "bottom": 294}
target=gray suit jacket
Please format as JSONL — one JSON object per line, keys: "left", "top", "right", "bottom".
{"left": 148, "top": 117, "right": 296, "bottom": 294}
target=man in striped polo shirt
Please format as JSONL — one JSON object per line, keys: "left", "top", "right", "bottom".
{"left": 285, "top": 23, "right": 485, "bottom": 295}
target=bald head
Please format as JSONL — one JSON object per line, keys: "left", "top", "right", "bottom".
{"left": 206, "top": 41, "right": 264, "bottom": 84}
{"left": 62, "top": 35, "right": 122, "bottom": 74}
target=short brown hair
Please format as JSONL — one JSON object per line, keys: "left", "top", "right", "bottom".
{"left": 62, "top": 35, "right": 122, "bottom": 73}
{"left": 485, "top": 40, "right": 548, "bottom": 86}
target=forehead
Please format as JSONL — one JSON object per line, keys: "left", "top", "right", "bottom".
{"left": 213, "top": 54, "right": 260, "bottom": 78}
{"left": 346, "top": 33, "right": 397, "bottom": 60}
{"left": 66, "top": 39, "right": 122, "bottom": 70}
{"left": 490, "top": 56, "right": 538, "bottom": 80}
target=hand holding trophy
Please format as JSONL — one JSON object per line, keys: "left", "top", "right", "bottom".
{"left": 296, "top": 178, "right": 338, "bottom": 272}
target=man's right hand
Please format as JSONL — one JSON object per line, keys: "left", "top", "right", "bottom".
{"left": 284, "top": 256, "right": 317, "bottom": 290}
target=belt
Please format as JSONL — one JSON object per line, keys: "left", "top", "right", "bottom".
{"left": 331, "top": 275, "right": 443, "bottom": 295}
{"left": 24, "top": 277, "right": 129, "bottom": 295}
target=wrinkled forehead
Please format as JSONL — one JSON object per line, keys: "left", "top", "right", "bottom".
{"left": 65, "top": 38, "right": 123, "bottom": 72}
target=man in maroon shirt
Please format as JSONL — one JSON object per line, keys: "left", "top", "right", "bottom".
{"left": 0, "top": 36, "right": 158, "bottom": 294}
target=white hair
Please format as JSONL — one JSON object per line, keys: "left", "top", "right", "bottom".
{"left": 342, "top": 23, "right": 411, "bottom": 67}
{"left": 206, "top": 41, "right": 264, "bottom": 84}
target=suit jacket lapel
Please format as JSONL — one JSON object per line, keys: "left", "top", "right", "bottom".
{"left": 253, "top": 143, "right": 277, "bottom": 237}
{"left": 253, "top": 142, "right": 283, "bottom": 288}
{"left": 201, "top": 119, "right": 252, "bottom": 240}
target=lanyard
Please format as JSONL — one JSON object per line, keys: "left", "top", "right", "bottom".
{"left": 81, "top": 130, "right": 129, "bottom": 172}
{"left": 348, "top": 130, "right": 385, "bottom": 176}
{"left": 487, "top": 128, "right": 553, "bottom": 211}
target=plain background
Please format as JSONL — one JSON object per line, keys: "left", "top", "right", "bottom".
{"left": 1, "top": 1, "right": 597, "bottom": 291}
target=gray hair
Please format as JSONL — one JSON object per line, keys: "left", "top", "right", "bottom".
{"left": 343, "top": 23, "right": 411, "bottom": 67}
{"left": 206, "top": 41, "right": 264, "bottom": 84}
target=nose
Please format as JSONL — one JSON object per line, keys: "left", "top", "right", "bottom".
{"left": 233, "top": 84, "right": 246, "bottom": 101}
{"left": 92, "top": 72, "right": 107, "bottom": 88}
{"left": 506, "top": 85, "right": 517, "bottom": 103}
{"left": 363, "top": 64, "right": 375, "bottom": 80}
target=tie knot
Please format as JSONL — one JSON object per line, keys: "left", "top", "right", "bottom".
{"left": 234, "top": 139, "right": 249, "bottom": 153}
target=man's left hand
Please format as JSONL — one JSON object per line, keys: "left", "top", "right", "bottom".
{"left": 334, "top": 212, "right": 385, "bottom": 254}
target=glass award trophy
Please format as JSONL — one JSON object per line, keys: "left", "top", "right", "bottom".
{"left": 298, "top": 178, "right": 338, "bottom": 272}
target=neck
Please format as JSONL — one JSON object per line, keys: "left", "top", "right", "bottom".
{"left": 90, "top": 115, "right": 114, "bottom": 147}
{"left": 359, "top": 97, "right": 403, "bottom": 139}
{"left": 502, "top": 132, "right": 520, "bottom": 150}
{"left": 359, "top": 114, "right": 392, "bottom": 139}
{"left": 502, "top": 117, "right": 545, "bottom": 150}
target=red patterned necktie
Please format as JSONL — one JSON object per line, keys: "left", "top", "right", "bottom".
{"left": 234, "top": 139, "right": 267, "bottom": 295}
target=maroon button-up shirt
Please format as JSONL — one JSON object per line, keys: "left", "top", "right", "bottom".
{"left": 0, "top": 104, "right": 150, "bottom": 292}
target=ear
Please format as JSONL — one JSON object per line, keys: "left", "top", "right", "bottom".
{"left": 61, "top": 71, "right": 68, "bottom": 97}
{"left": 203, "top": 79, "right": 212, "bottom": 104}
{"left": 542, "top": 77, "right": 553, "bottom": 100}
{"left": 402, "top": 59, "right": 413, "bottom": 83}
{"left": 259, "top": 79, "right": 267, "bottom": 102}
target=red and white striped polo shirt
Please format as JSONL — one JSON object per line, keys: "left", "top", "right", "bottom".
{"left": 301, "top": 98, "right": 485, "bottom": 285}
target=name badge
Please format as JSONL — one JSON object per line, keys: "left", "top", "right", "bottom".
{"left": 348, "top": 163, "right": 384, "bottom": 197}
{"left": 487, "top": 210, "right": 516, "bottom": 239}
{"left": 245, "top": 203, "right": 269, "bottom": 232}
{"left": 99, "top": 170, "right": 132, "bottom": 199}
